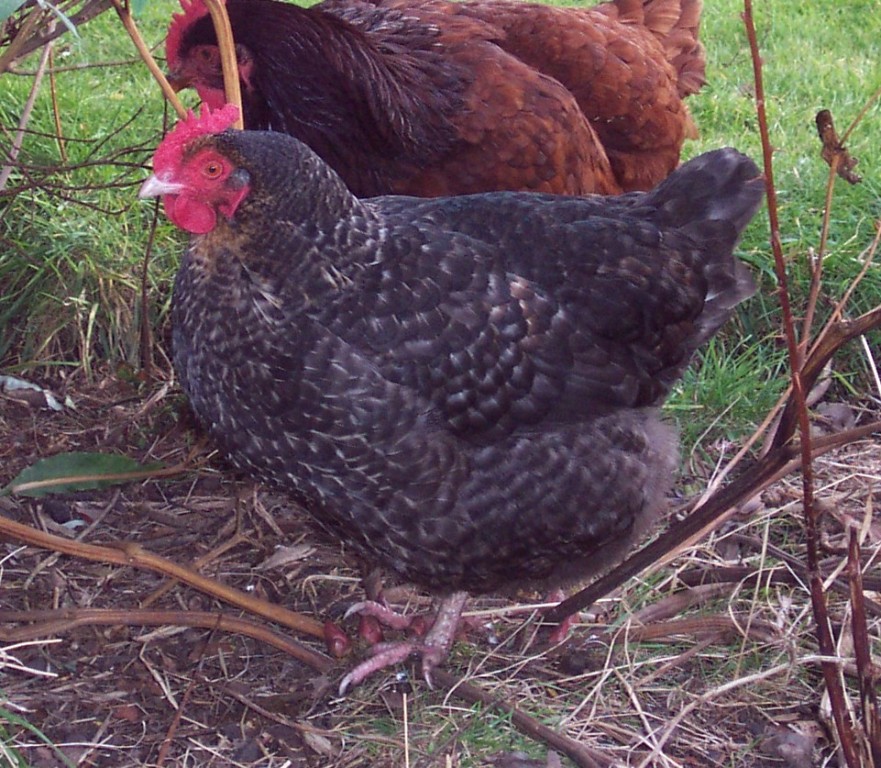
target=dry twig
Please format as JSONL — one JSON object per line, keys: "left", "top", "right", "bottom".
{"left": 846, "top": 526, "right": 881, "bottom": 763}
{"left": 0, "top": 607, "right": 333, "bottom": 671}
{"left": 432, "top": 669, "right": 618, "bottom": 768}
{"left": 0, "top": 514, "right": 326, "bottom": 640}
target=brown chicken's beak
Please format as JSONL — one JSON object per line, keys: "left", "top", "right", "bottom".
{"left": 167, "top": 73, "right": 189, "bottom": 93}
{"left": 139, "top": 173, "right": 183, "bottom": 199}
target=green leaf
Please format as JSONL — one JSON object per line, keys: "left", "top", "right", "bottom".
{"left": 39, "top": 1, "right": 80, "bottom": 38}
{"left": 131, "top": 0, "right": 149, "bottom": 16}
{"left": 2, "top": 452, "right": 165, "bottom": 498}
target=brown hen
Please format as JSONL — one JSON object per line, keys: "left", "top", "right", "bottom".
{"left": 165, "top": 0, "right": 705, "bottom": 197}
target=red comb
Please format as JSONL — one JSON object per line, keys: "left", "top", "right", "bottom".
{"left": 152, "top": 104, "right": 241, "bottom": 175}
{"left": 166, "top": 0, "right": 219, "bottom": 70}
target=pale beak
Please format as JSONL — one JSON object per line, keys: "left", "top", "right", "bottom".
{"left": 139, "top": 173, "right": 184, "bottom": 199}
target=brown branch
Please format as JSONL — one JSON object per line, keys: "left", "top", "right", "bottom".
{"left": 139, "top": 195, "right": 161, "bottom": 376}
{"left": 847, "top": 527, "right": 881, "bottom": 763}
{"left": 0, "top": 4, "right": 47, "bottom": 75}
{"left": 8, "top": 57, "right": 144, "bottom": 74}
{"left": 800, "top": 116, "right": 839, "bottom": 350}
{"left": 157, "top": 673, "right": 197, "bottom": 766}
{"left": 432, "top": 668, "right": 615, "bottom": 768}
{"left": 0, "top": 515, "right": 326, "bottom": 640}
{"left": 110, "top": 0, "right": 186, "bottom": 119}
{"left": 0, "top": 607, "right": 333, "bottom": 672}
{"left": 773, "top": 306, "right": 881, "bottom": 451}
{"left": 743, "top": 2, "right": 859, "bottom": 764}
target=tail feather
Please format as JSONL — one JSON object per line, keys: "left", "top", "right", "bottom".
{"left": 643, "top": 147, "right": 763, "bottom": 232}
{"left": 643, "top": 147, "right": 764, "bottom": 344}
{"left": 603, "top": 0, "right": 706, "bottom": 99}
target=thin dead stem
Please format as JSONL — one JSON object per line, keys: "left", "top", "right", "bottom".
{"left": 47, "top": 38, "right": 67, "bottom": 163}
{"left": 109, "top": 0, "right": 186, "bottom": 119}
{"left": 744, "top": 2, "right": 859, "bottom": 761}
{"left": 0, "top": 31, "right": 52, "bottom": 192}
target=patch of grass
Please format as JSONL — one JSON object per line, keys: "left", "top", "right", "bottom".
{"left": 667, "top": 0, "right": 881, "bottom": 451}
{"left": 323, "top": 682, "right": 554, "bottom": 765}
{"left": 1, "top": 1, "right": 185, "bottom": 371}
{"left": 669, "top": 330, "right": 788, "bottom": 461}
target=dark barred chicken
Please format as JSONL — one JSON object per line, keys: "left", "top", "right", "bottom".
{"left": 165, "top": 0, "right": 705, "bottom": 197}
{"left": 139, "top": 105, "right": 763, "bottom": 692}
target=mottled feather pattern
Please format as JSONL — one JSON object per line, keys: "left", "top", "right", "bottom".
{"left": 163, "top": 128, "right": 763, "bottom": 595}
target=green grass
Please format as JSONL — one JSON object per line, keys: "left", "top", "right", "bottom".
{"left": 1, "top": 0, "right": 879, "bottom": 436}
{"left": 666, "top": 0, "right": 881, "bottom": 448}
{"left": 0, "top": 1, "right": 186, "bottom": 370}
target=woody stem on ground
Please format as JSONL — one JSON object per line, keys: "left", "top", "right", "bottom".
{"left": 0, "top": 515, "right": 327, "bottom": 641}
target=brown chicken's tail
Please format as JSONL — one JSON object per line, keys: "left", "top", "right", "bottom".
{"left": 603, "top": 0, "right": 706, "bottom": 101}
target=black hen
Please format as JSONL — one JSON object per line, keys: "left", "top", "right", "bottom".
{"left": 139, "top": 106, "right": 763, "bottom": 691}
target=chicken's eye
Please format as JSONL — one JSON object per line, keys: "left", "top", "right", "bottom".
{"left": 203, "top": 161, "right": 224, "bottom": 179}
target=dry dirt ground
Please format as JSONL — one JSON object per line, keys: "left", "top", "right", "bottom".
{"left": 1, "top": 370, "right": 879, "bottom": 768}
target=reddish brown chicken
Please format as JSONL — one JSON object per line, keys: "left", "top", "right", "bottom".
{"left": 165, "top": 0, "right": 705, "bottom": 198}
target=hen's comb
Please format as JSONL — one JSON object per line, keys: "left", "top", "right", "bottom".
{"left": 166, "top": 0, "right": 220, "bottom": 70}
{"left": 153, "top": 104, "right": 241, "bottom": 175}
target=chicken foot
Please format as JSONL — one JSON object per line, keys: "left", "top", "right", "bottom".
{"left": 338, "top": 590, "right": 468, "bottom": 695}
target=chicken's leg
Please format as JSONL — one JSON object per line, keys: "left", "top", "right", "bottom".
{"left": 338, "top": 591, "right": 469, "bottom": 695}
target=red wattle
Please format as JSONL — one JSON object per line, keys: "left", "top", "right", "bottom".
{"left": 165, "top": 195, "right": 217, "bottom": 234}
{"left": 195, "top": 85, "right": 227, "bottom": 111}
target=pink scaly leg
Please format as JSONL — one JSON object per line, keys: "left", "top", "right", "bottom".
{"left": 545, "top": 588, "right": 579, "bottom": 646}
{"left": 344, "top": 599, "right": 418, "bottom": 631}
{"left": 338, "top": 591, "right": 468, "bottom": 695}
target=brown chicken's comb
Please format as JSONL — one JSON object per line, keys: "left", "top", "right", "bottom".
{"left": 166, "top": 0, "right": 219, "bottom": 69}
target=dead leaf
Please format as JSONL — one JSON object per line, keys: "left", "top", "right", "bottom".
{"left": 816, "top": 109, "right": 861, "bottom": 184}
